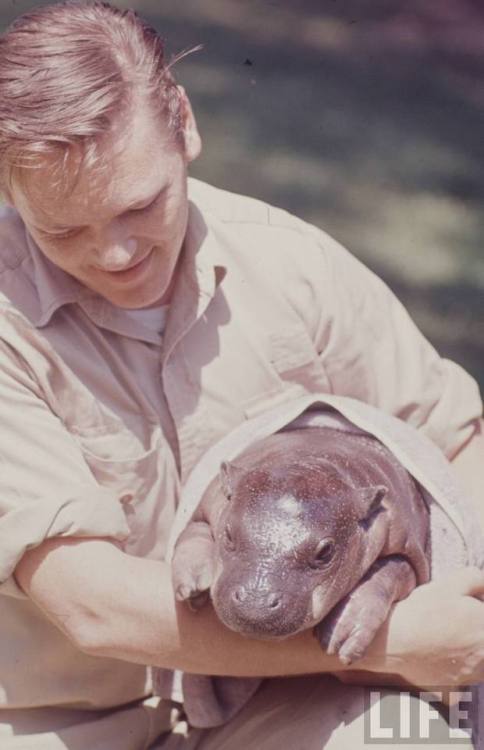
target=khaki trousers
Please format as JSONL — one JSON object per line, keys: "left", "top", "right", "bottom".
{"left": 0, "top": 677, "right": 474, "bottom": 750}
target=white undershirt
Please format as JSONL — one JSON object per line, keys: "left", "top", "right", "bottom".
{"left": 123, "top": 304, "right": 169, "bottom": 336}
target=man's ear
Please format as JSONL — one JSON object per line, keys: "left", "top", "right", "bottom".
{"left": 177, "top": 86, "right": 202, "bottom": 163}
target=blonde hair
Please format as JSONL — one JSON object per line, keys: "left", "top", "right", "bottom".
{"left": 0, "top": 1, "right": 194, "bottom": 196}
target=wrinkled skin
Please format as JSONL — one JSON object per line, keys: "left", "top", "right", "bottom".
{"left": 172, "top": 427, "right": 430, "bottom": 664}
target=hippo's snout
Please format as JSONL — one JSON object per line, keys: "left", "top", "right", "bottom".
{"left": 224, "top": 585, "right": 289, "bottom": 635}
{"left": 213, "top": 575, "right": 308, "bottom": 638}
{"left": 232, "top": 585, "right": 282, "bottom": 611}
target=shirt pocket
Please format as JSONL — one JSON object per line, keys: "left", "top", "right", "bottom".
{"left": 244, "top": 324, "right": 331, "bottom": 420}
{"left": 75, "top": 427, "right": 161, "bottom": 495}
{"left": 73, "top": 425, "right": 166, "bottom": 552}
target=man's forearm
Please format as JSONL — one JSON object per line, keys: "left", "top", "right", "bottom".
{"left": 15, "top": 411, "right": 484, "bottom": 683}
{"left": 14, "top": 536, "right": 400, "bottom": 678}
{"left": 14, "top": 534, "right": 484, "bottom": 689}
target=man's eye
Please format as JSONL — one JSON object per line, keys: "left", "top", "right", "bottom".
{"left": 129, "top": 196, "right": 158, "bottom": 214}
{"left": 129, "top": 186, "right": 168, "bottom": 215}
{"left": 56, "top": 231, "right": 77, "bottom": 239}
{"left": 41, "top": 229, "right": 78, "bottom": 240}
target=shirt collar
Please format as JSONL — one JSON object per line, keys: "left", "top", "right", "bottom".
{"left": 161, "top": 196, "right": 227, "bottom": 361}
{"left": 27, "top": 230, "right": 86, "bottom": 325}
{"left": 27, "top": 185, "right": 227, "bottom": 346}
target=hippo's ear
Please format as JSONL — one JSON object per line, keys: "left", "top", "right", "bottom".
{"left": 356, "top": 485, "right": 388, "bottom": 527}
{"left": 220, "top": 461, "right": 239, "bottom": 500}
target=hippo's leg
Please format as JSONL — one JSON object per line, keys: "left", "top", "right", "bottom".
{"left": 314, "top": 555, "right": 416, "bottom": 665}
{"left": 171, "top": 521, "right": 216, "bottom": 610}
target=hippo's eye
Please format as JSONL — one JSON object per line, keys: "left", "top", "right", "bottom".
{"left": 223, "top": 525, "right": 236, "bottom": 551}
{"left": 311, "top": 539, "right": 335, "bottom": 567}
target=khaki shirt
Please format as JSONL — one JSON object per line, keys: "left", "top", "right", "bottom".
{"left": 0, "top": 177, "right": 481, "bottom": 711}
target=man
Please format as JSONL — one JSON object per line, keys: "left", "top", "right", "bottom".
{"left": 0, "top": 2, "right": 483, "bottom": 748}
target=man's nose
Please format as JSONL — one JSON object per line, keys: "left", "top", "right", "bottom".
{"left": 94, "top": 234, "right": 138, "bottom": 272}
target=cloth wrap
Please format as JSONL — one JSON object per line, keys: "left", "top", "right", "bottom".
{"left": 153, "top": 393, "right": 484, "bottom": 745}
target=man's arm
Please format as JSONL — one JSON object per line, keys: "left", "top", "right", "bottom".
{"left": 291, "top": 224, "right": 483, "bottom": 463}
{"left": 14, "top": 536, "right": 347, "bottom": 676}
{"left": 14, "top": 525, "right": 484, "bottom": 687}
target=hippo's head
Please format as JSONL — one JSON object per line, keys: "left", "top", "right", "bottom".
{"left": 210, "top": 454, "right": 388, "bottom": 639}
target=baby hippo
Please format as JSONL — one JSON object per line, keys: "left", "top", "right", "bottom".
{"left": 172, "top": 426, "right": 430, "bottom": 664}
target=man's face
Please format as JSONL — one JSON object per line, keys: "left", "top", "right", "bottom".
{"left": 9, "top": 98, "right": 201, "bottom": 308}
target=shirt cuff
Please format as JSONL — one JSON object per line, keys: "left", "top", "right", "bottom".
{"left": 0, "top": 484, "right": 132, "bottom": 598}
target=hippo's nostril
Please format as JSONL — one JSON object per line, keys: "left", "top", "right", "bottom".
{"left": 267, "top": 592, "right": 281, "bottom": 609}
{"left": 232, "top": 586, "right": 247, "bottom": 603}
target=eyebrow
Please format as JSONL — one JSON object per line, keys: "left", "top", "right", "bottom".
{"left": 38, "top": 184, "right": 167, "bottom": 233}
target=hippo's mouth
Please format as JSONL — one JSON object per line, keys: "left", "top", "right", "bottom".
{"left": 212, "top": 588, "right": 310, "bottom": 639}
{"left": 224, "top": 617, "right": 308, "bottom": 640}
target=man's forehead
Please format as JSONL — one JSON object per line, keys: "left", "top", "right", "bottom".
{"left": 14, "top": 147, "right": 167, "bottom": 229}
{"left": 13, "top": 104, "right": 176, "bottom": 226}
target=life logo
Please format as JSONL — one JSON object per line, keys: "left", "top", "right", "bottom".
{"left": 364, "top": 689, "right": 476, "bottom": 745}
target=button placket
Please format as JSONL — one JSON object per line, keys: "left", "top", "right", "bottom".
{"left": 161, "top": 257, "right": 221, "bottom": 481}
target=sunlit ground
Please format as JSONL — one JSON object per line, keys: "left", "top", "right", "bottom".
{"left": 2, "top": 0, "right": 483, "bottom": 389}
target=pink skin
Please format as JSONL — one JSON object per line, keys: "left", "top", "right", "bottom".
{"left": 7, "top": 91, "right": 201, "bottom": 309}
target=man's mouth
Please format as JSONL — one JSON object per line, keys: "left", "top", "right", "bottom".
{"left": 99, "top": 248, "right": 154, "bottom": 280}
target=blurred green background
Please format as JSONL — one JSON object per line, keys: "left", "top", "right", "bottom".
{"left": 2, "top": 0, "right": 483, "bottom": 391}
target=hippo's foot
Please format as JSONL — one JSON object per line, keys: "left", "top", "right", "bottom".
{"left": 314, "top": 555, "right": 417, "bottom": 665}
{"left": 172, "top": 520, "right": 216, "bottom": 611}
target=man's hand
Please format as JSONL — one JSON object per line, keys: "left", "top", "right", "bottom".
{"left": 358, "top": 566, "right": 484, "bottom": 689}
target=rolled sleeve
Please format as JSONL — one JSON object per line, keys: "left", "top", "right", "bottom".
{"left": 0, "top": 338, "right": 131, "bottom": 597}
{"left": 306, "top": 229, "right": 483, "bottom": 457}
